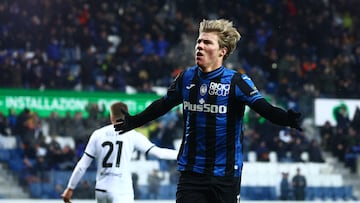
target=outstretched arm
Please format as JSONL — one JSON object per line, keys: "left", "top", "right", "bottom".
{"left": 114, "top": 97, "right": 176, "bottom": 134}
{"left": 146, "top": 146, "right": 178, "bottom": 160}
{"left": 251, "top": 98, "right": 302, "bottom": 130}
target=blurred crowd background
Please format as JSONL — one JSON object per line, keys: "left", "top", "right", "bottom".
{"left": 0, "top": 0, "right": 360, "bottom": 200}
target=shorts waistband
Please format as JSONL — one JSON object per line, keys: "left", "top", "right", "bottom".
{"left": 95, "top": 188, "right": 107, "bottom": 193}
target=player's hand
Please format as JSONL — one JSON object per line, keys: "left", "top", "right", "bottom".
{"left": 114, "top": 109, "right": 134, "bottom": 134}
{"left": 287, "top": 109, "right": 302, "bottom": 131}
{"left": 61, "top": 188, "right": 73, "bottom": 203}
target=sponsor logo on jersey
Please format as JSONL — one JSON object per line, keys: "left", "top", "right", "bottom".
{"left": 249, "top": 86, "right": 258, "bottom": 96}
{"left": 100, "top": 172, "right": 122, "bottom": 177}
{"left": 208, "top": 82, "right": 230, "bottom": 96}
{"left": 183, "top": 101, "right": 227, "bottom": 113}
{"left": 186, "top": 84, "right": 196, "bottom": 89}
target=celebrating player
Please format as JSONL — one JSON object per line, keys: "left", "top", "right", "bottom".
{"left": 114, "top": 19, "right": 302, "bottom": 203}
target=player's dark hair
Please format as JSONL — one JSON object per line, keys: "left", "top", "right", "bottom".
{"left": 110, "top": 102, "right": 128, "bottom": 120}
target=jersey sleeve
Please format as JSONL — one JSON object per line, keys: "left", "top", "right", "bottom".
{"left": 147, "top": 146, "right": 178, "bottom": 160}
{"left": 66, "top": 154, "right": 94, "bottom": 189}
{"left": 163, "top": 71, "right": 183, "bottom": 105}
{"left": 233, "top": 73, "right": 263, "bottom": 105}
{"left": 84, "top": 130, "right": 99, "bottom": 157}
{"left": 66, "top": 131, "right": 98, "bottom": 189}
{"left": 132, "top": 130, "right": 156, "bottom": 153}
{"left": 132, "top": 130, "right": 179, "bottom": 160}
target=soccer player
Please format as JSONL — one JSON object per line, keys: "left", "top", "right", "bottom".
{"left": 61, "top": 102, "right": 178, "bottom": 203}
{"left": 114, "top": 19, "right": 302, "bottom": 203}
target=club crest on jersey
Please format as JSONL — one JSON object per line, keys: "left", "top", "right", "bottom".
{"left": 200, "top": 84, "right": 207, "bottom": 96}
{"left": 209, "top": 82, "right": 230, "bottom": 96}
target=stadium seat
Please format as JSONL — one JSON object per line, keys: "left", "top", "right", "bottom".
{"left": 344, "top": 186, "right": 354, "bottom": 200}
{"left": 322, "top": 186, "right": 334, "bottom": 200}
{"left": 50, "top": 171, "right": 72, "bottom": 186}
{"left": 248, "top": 186, "right": 277, "bottom": 200}
{"left": 240, "top": 186, "right": 251, "bottom": 200}
{"left": 0, "top": 149, "right": 10, "bottom": 162}
{"left": 333, "top": 186, "right": 346, "bottom": 201}
{"left": 307, "top": 186, "right": 323, "bottom": 200}
{"left": 8, "top": 158, "right": 24, "bottom": 173}
{"left": 29, "top": 183, "right": 55, "bottom": 199}
{"left": 0, "top": 135, "right": 17, "bottom": 149}
{"left": 247, "top": 151, "right": 257, "bottom": 162}
{"left": 269, "top": 151, "right": 278, "bottom": 162}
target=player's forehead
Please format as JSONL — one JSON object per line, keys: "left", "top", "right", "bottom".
{"left": 197, "top": 32, "right": 219, "bottom": 42}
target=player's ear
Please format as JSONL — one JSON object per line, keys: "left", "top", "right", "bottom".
{"left": 219, "top": 47, "right": 227, "bottom": 57}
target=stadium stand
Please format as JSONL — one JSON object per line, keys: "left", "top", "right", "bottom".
{"left": 0, "top": 0, "right": 360, "bottom": 201}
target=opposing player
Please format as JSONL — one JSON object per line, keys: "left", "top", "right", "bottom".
{"left": 61, "top": 102, "right": 178, "bottom": 203}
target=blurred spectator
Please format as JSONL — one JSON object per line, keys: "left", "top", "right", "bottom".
{"left": 0, "top": 112, "right": 9, "bottom": 135}
{"left": 19, "top": 111, "right": 43, "bottom": 152}
{"left": 334, "top": 104, "right": 351, "bottom": 131}
{"left": 291, "top": 168, "right": 307, "bottom": 201}
{"left": 45, "top": 111, "right": 62, "bottom": 137}
{"left": 15, "top": 108, "right": 32, "bottom": 137}
{"left": 46, "top": 136, "right": 64, "bottom": 169}
{"left": 68, "top": 111, "right": 89, "bottom": 147}
{"left": 255, "top": 140, "right": 270, "bottom": 162}
{"left": 319, "top": 121, "right": 335, "bottom": 152}
{"left": 85, "top": 103, "right": 105, "bottom": 132}
{"left": 7, "top": 109, "right": 18, "bottom": 135}
{"left": 351, "top": 107, "right": 360, "bottom": 133}
{"left": 147, "top": 169, "right": 164, "bottom": 199}
{"left": 332, "top": 127, "right": 348, "bottom": 162}
{"left": 159, "top": 120, "right": 176, "bottom": 150}
{"left": 307, "top": 139, "right": 325, "bottom": 163}
{"left": 141, "top": 33, "right": 156, "bottom": 56}
{"left": 344, "top": 127, "right": 360, "bottom": 173}
{"left": 290, "top": 137, "right": 306, "bottom": 162}
{"left": 132, "top": 172, "right": 141, "bottom": 200}
{"left": 156, "top": 34, "right": 170, "bottom": 58}
{"left": 60, "top": 112, "right": 74, "bottom": 137}
{"left": 279, "top": 172, "right": 291, "bottom": 200}
{"left": 275, "top": 140, "right": 291, "bottom": 162}
{"left": 46, "top": 37, "right": 61, "bottom": 62}
{"left": 79, "top": 47, "right": 97, "bottom": 91}
{"left": 57, "top": 145, "right": 76, "bottom": 170}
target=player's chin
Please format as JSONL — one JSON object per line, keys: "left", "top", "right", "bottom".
{"left": 195, "top": 59, "right": 204, "bottom": 67}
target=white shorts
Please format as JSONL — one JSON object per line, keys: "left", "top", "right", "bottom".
{"left": 95, "top": 189, "right": 134, "bottom": 203}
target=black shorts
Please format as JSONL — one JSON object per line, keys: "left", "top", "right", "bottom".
{"left": 176, "top": 171, "right": 241, "bottom": 203}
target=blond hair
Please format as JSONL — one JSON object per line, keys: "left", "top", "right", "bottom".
{"left": 199, "top": 19, "right": 241, "bottom": 60}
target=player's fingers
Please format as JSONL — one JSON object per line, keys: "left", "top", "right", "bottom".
{"left": 62, "top": 198, "right": 72, "bottom": 203}
{"left": 116, "top": 118, "right": 124, "bottom": 123}
{"left": 61, "top": 195, "right": 70, "bottom": 203}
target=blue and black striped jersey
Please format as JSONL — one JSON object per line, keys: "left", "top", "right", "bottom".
{"left": 164, "top": 66, "right": 263, "bottom": 177}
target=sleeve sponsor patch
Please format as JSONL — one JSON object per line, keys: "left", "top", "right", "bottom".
{"left": 233, "top": 73, "right": 259, "bottom": 97}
